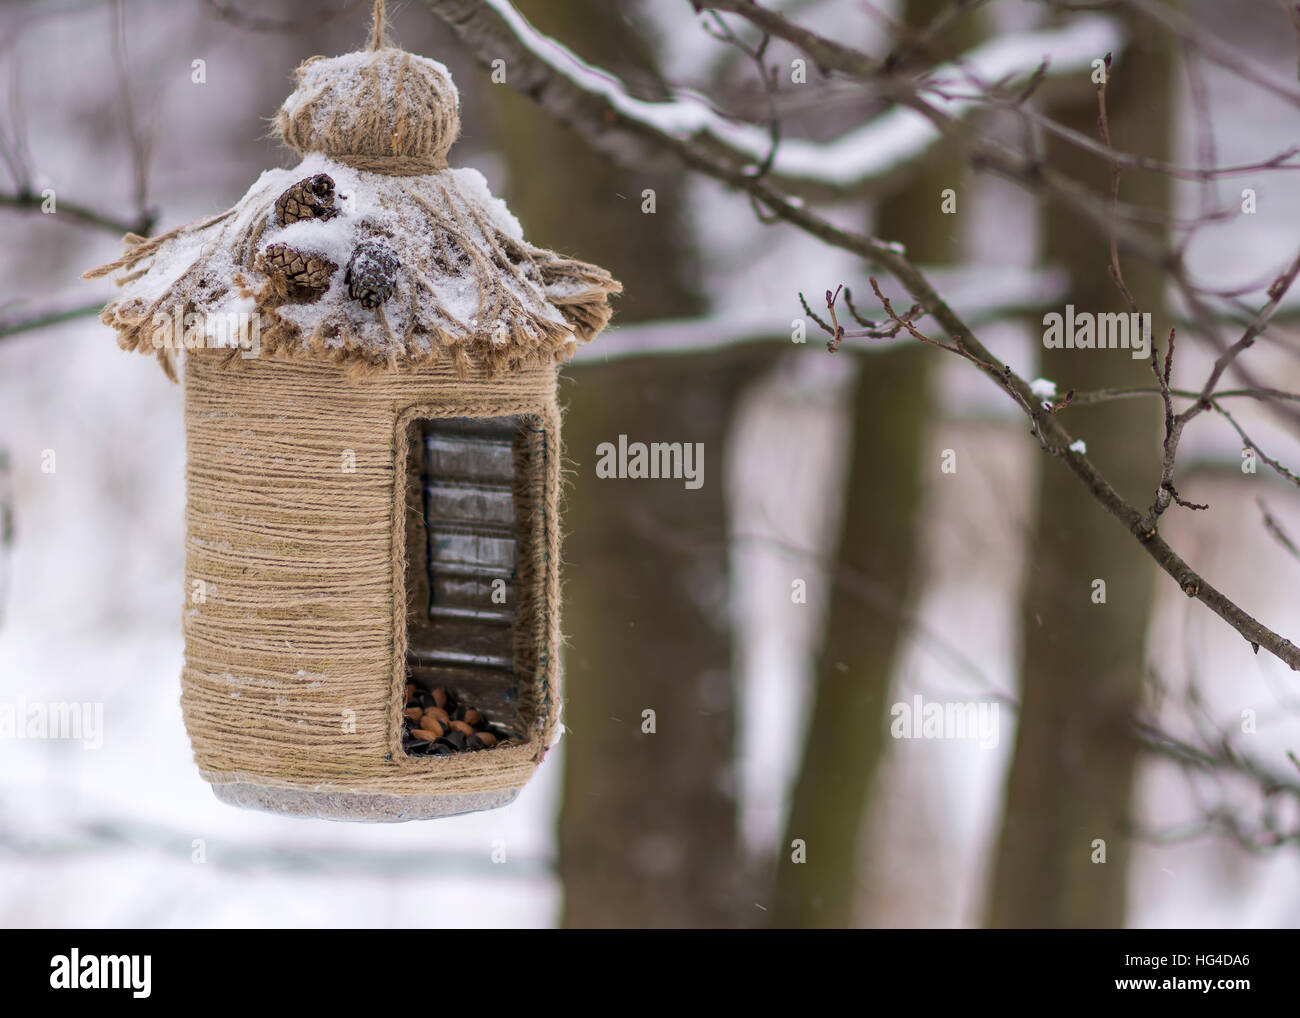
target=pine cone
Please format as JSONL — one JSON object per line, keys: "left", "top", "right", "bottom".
{"left": 262, "top": 242, "right": 337, "bottom": 290}
{"left": 274, "top": 174, "right": 340, "bottom": 225}
{"left": 345, "top": 239, "right": 401, "bottom": 309}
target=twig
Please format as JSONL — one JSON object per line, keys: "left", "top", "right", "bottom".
{"left": 1133, "top": 719, "right": 1300, "bottom": 851}
{"left": 110, "top": 0, "right": 157, "bottom": 230}
{"left": 0, "top": 301, "right": 106, "bottom": 340}
{"left": 841, "top": 287, "right": 875, "bottom": 328}
{"left": 866, "top": 277, "right": 950, "bottom": 350}
{"left": 1095, "top": 51, "right": 1139, "bottom": 315}
{"left": 1145, "top": 255, "right": 1300, "bottom": 518}
{"left": 1070, "top": 385, "right": 1300, "bottom": 407}
{"left": 1215, "top": 403, "right": 1300, "bottom": 488}
{"left": 1192, "top": 253, "right": 1300, "bottom": 413}
{"left": 798, "top": 290, "right": 834, "bottom": 338}
{"left": 812, "top": 282, "right": 930, "bottom": 353}
{"left": 1285, "top": 0, "right": 1300, "bottom": 84}
{"left": 0, "top": 7, "right": 156, "bottom": 237}
{"left": 0, "top": 189, "right": 155, "bottom": 237}
{"left": 0, "top": 52, "right": 31, "bottom": 189}
{"left": 962, "top": 85, "right": 1300, "bottom": 183}
{"left": 1124, "top": 0, "right": 1300, "bottom": 108}
{"left": 1257, "top": 497, "right": 1300, "bottom": 561}
{"left": 702, "top": 12, "right": 781, "bottom": 181}
{"left": 1150, "top": 328, "right": 1209, "bottom": 516}
{"left": 692, "top": 0, "right": 881, "bottom": 79}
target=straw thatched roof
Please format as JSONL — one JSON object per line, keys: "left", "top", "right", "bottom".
{"left": 86, "top": 48, "right": 621, "bottom": 378}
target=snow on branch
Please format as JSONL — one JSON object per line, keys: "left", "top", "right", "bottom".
{"left": 473, "top": 0, "right": 1122, "bottom": 193}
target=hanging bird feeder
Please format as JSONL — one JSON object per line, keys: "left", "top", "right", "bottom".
{"left": 85, "top": 11, "right": 621, "bottom": 820}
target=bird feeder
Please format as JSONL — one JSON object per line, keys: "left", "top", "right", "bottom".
{"left": 85, "top": 29, "right": 620, "bottom": 820}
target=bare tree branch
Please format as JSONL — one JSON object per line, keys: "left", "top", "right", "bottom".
{"left": 110, "top": 0, "right": 155, "bottom": 226}
{"left": 0, "top": 6, "right": 157, "bottom": 238}
{"left": 0, "top": 186, "right": 155, "bottom": 238}
{"left": 434, "top": 0, "right": 1122, "bottom": 196}
{"left": 0, "top": 300, "right": 106, "bottom": 340}
{"left": 1257, "top": 496, "right": 1300, "bottom": 561}
{"left": 1121, "top": 0, "right": 1300, "bottom": 107}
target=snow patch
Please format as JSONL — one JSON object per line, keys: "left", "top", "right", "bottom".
{"left": 450, "top": 167, "right": 524, "bottom": 241}
{"left": 1029, "top": 377, "right": 1057, "bottom": 400}
{"left": 107, "top": 151, "right": 583, "bottom": 360}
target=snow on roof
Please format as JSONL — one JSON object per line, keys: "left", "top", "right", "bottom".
{"left": 86, "top": 47, "right": 621, "bottom": 378}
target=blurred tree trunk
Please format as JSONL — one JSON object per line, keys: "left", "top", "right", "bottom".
{"left": 987, "top": 10, "right": 1175, "bottom": 928}
{"left": 490, "top": 0, "right": 753, "bottom": 927}
{"left": 769, "top": 0, "right": 980, "bottom": 928}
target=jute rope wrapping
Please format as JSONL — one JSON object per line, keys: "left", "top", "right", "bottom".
{"left": 273, "top": 0, "right": 455, "bottom": 171}
{"left": 183, "top": 352, "right": 562, "bottom": 814}
{"left": 85, "top": 26, "right": 618, "bottom": 819}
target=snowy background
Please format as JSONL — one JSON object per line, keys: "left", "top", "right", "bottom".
{"left": 1, "top": 0, "right": 1299, "bottom": 928}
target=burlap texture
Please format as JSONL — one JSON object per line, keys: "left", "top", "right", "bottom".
{"left": 182, "top": 352, "right": 562, "bottom": 817}
{"left": 275, "top": 47, "right": 462, "bottom": 169}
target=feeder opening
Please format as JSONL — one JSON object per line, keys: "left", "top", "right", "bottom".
{"left": 400, "top": 415, "right": 546, "bottom": 757}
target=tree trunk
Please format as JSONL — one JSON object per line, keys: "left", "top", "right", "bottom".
{"left": 489, "top": 0, "right": 752, "bottom": 927}
{"left": 769, "top": 0, "right": 980, "bottom": 928}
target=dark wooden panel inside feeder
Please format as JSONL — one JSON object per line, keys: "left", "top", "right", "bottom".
{"left": 403, "top": 415, "right": 540, "bottom": 755}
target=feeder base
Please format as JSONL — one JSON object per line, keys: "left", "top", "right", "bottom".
{"left": 211, "top": 781, "right": 520, "bottom": 821}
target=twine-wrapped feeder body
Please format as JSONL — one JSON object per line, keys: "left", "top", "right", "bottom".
{"left": 87, "top": 42, "right": 620, "bottom": 820}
